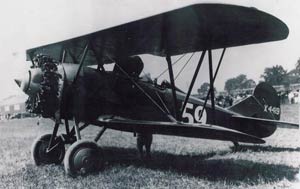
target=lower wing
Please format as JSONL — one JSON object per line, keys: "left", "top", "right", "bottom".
{"left": 92, "top": 117, "right": 265, "bottom": 144}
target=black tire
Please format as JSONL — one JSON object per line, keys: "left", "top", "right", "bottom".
{"left": 64, "top": 140, "right": 104, "bottom": 177}
{"left": 32, "top": 134, "right": 65, "bottom": 165}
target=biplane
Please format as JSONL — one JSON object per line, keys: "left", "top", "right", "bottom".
{"left": 15, "top": 3, "right": 298, "bottom": 177}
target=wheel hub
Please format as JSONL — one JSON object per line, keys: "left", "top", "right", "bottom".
{"left": 73, "top": 148, "right": 97, "bottom": 173}
{"left": 64, "top": 140, "right": 104, "bottom": 177}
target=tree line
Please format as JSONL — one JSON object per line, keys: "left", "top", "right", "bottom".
{"left": 198, "top": 58, "right": 300, "bottom": 94}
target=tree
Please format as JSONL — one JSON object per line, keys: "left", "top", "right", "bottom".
{"left": 296, "top": 58, "right": 300, "bottom": 71}
{"left": 197, "top": 82, "right": 217, "bottom": 98}
{"left": 288, "top": 57, "right": 300, "bottom": 84}
{"left": 224, "top": 74, "right": 255, "bottom": 93}
{"left": 197, "top": 82, "right": 210, "bottom": 95}
{"left": 240, "top": 79, "right": 256, "bottom": 89}
{"left": 260, "top": 65, "right": 287, "bottom": 85}
{"left": 235, "top": 74, "right": 247, "bottom": 84}
{"left": 224, "top": 78, "right": 237, "bottom": 93}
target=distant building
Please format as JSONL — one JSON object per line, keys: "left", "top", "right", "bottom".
{"left": 0, "top": 95, "right": 27, "bottom": 120}
{"left": 287, "top": 69, "right": 300, "bottom": 83}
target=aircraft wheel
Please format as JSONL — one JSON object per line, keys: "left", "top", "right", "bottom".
{"left": 64, "top": 140, "right": 104, "bottom": 177}
{"left": 32, "top": 134, "right": 65, "bottom": 165}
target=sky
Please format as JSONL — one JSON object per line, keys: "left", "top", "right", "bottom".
{"left": 0, "top": 0, "right": 300, "bottom": 100}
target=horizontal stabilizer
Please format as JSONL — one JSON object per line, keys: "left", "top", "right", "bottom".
{"left": 232, "top": 115, "right": 299, "bottom": 130}
{"left": 93, "top": 117, "right": 265, "bottom": 144}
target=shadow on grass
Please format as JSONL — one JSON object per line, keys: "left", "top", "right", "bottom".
{"left": 103, "top": 147, "right": 298, "bottom": 184}
{"left": 232, "top": 144, "right": 300, "bottom": 153}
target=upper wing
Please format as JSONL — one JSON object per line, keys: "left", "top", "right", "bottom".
{"left": 26, "top": 3, "right": 288, "bottom": 65}
{"left": 93, "top": 117, "right": 265, "bottom": 144}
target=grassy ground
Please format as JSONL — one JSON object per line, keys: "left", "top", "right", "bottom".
{"left": 0, "top": 104, "right": 299, "bottom": 188}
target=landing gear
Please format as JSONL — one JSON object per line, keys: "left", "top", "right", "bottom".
{"left": 232, "top": 141, "right": 241, "bottom": 152}
{"left": 32, "top": 134, "right": 65, "bottom": 165}
{"left": 32, "top": 120, "right": 107, "bottom": 177}
{"left": 64, "top": 140, "right": 104, "bottom": 177}
{"left": 137, "top": 133, "right": 153, "bottom": 159}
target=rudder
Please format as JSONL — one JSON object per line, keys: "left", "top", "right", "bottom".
{"left": 252, "top": 82, "right": 280, "bottom": 120}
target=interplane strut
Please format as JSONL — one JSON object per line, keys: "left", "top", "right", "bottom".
{"left": 180, "top": 50, "right": 206, "bottom": 120}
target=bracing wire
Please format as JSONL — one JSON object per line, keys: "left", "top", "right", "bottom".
{"left": 155, "top": 53, "right": 186, "bottom": 79}
{"left": 174, "top": 52, "right": 195, "bottom": 81}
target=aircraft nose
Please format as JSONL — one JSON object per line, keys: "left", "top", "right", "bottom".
{"left": 14, "top": 79, "right": 21, "bottom": 87}
{"left": 14, "top": 71, "right": 30, "bottom": 94}
{"left": 15, "top": 68, "right": 42, "bottom": 96}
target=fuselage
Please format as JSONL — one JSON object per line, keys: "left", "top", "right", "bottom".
{"left": 60, "top": 65, "right": 235, "bottom": 127}
{"left": 16, "top": 63, "right": 277, "bottom": 138}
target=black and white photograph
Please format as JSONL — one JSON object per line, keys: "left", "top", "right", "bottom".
{"left": 0, "top": 0, "right": 299, "bottom": 188}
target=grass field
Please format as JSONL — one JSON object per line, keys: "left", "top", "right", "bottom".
{"left": 0, "top": 104, "right": 299, "bottom": 188}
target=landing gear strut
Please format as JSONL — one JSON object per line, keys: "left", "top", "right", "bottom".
{"left": 232, "top": 141, "right": 240, "bottom": 152}
{"left": 63, "top": 122, "right": 106, "bottom": 177}
{"left": 32, "top": 118, "right": 109, "bottom": 177}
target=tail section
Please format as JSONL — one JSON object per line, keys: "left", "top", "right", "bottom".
{"left": 229, "top": 82, "right": 280, "bottom": 120}
{"left": 228, "top": 82, "right": 298, "bottom": 138}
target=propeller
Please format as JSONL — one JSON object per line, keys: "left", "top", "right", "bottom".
{"left": 15, "top": 55, "right": 65, "bottom": 119}
{"left": 14, "top": 79, "right": 21, "bottom": 87}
